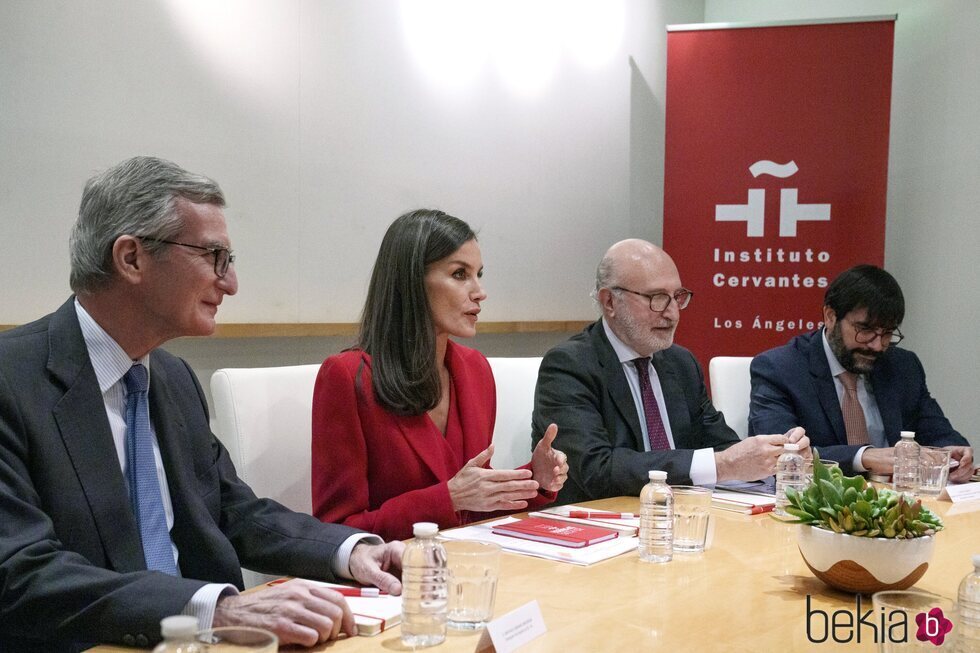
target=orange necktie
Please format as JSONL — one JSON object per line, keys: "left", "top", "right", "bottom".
{"left": 838, "top": 371, "right": 870, "bottom": 446}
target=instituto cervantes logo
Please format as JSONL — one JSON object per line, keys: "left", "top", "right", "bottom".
{"left": 715, "top": 160, "right": 831, "bottom": 238}
{"left": 806, "top": 595, "right": 954, "bottom": 646}
{"left": 709, "top": 160, "right": 834, "bottom": 296}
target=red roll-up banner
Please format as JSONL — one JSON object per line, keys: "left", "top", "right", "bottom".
{"left": 663, "top": 17, "right": 895, "bottom": 375}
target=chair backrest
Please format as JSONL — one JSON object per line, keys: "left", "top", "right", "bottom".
{"left": 210, "top": 365, "right": 321, "bottom": 515}
{"left": 708, "top": 356, "right": 753, "bottom": 440}
{"left": 487, "top": 357, "right": 543, "bottom": 469}
{"left": 210, "top": 364, "right": 322, "bottom": 587}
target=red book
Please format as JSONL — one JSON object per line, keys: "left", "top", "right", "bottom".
{"left": 491, "top": 517, "right": 619, "bottom": 548}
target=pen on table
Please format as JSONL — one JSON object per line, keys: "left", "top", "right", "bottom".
{"left": 568, "top": 511, "right": 636, "bottom": 519}
{"left": 332, "top": 587, "right": 388, "bottom": 597}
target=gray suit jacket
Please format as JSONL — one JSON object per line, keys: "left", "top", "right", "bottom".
{"left": 531, "top": 321, "right": 739, "bottom": 504}
{"left": 0, "top": 299, "right": 361, "bottom": 652}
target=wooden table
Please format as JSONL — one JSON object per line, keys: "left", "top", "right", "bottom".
{"left": 89, "top": 495, "right": 980, "bottom": 652}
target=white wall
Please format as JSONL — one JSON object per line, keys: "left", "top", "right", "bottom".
{"left": 704, "top": 0, "right": 979, "bottom": 452}
{"left": 5, "top": 1, "right": 973, "bottom": 450}
{"left": 0, "top": 0, "right": 698, "bottom": 325}
{"left": 1, "top": 0, "right": 705, "bottom": 411}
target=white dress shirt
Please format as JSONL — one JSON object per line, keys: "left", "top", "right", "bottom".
{"left": 821, "top": 329, "right": 886, "bottom": 472}
{"left": 602, "top": 319, "right": 717, "bottom": 485}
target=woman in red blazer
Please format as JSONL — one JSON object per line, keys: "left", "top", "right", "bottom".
{"left": 312, "top": 209, "right": 568, "bottom": 541}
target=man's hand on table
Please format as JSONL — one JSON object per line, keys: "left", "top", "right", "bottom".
{"left": 860, "top": 445, "right": 974, "bottom": 483}
{"left": 211, "top": 541, "right": 404, "bottom": 646}
{"left": 349, "top": 540, "right": 404, "bottom": 595}
{"left": 213, "top": 579, "right": 356, "bottom": 646}
{"left": 945, "top": 446, "right": 974, "bottom": 483}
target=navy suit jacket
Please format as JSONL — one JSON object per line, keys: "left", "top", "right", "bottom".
{"left": 531, "top": 321, "right": 739, "bottom": 504}
{"left": 0, "top": 299, "right": 361, "bottom": 652}
{"left": 749, "top": 329, "right": 965, "bottom": 475}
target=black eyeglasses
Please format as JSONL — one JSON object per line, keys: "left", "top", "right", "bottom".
{"left": 844, "top": 319, "right": 904, "bottom": 345}
{"left": 142, "top": 238, "right": 235, "bottom": 278}
{"left": 610, "top": 286, "right": 693, "bottom": 311}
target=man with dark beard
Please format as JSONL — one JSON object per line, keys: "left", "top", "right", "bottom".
{"left": 749, "top": 265, "right": 974, "bottom": 480}
{"left": 531, "top": 239, "right": 808, "bottom": 504}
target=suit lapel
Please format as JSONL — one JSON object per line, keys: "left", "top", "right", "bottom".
{"left": 47, "top": 299, "right": 145, "bottom": 573}
{"left": 444, "top": 342, "right": 482, "bottom": 465}
{"left": 870, "top": 358, "right": 901, "bottom": 443}
{"left": 808, "top": 331, "right": 848, "bottom": 446}
{"left": 651, "top": 350, "right": 691, "bottom": 446}
{"left": 362, "top": 354, "right": 455, "bottom": 479}
{"left": 593, "top": 324, "right": 645, "bottom": 451}
{"left": 148, "top": 356, "right": 193, "bottom": 530}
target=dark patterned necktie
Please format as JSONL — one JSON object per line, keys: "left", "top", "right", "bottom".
{"left": 632, "top": 358, "right": 671, "bottom": 451}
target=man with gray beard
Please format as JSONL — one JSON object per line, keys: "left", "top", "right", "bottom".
{"left": 749, "top": 264, "right": 974, "bottom": 480}
{"left": 531, "top": 239, "right": 808, "bottom": 504}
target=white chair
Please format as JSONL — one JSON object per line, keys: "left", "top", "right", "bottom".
{"left": 487, "top": 357, "right": 543, "bottom": 469}
{"left": 210, "top": 364, "right": 321, "bottom": 587}
{"left": 708, "top": 356, "right": 753, "bottom": 440}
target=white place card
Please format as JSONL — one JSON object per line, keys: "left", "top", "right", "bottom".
{"left": 476, "top": 600, "right": 546, "bottom": 653}
{"left": 943, "top": 482, "right": 980, "bottom": 503}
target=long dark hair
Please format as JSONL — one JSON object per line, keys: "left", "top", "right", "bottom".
{"left": 358, "top": 209, "right": 476, "bottom": 415}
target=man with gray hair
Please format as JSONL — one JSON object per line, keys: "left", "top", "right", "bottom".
{"left": 532, "top": 239, "right": 809, "bottom": 504}
{"left": 0, "top": 156, "right": 403, "bottom": 652}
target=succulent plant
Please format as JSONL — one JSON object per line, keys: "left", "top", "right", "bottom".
{"left": 783, "top": 457, "right": 944, "bottom": 538}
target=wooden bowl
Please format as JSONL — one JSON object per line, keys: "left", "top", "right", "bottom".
{"left": 797, "top": 526, "right": 934, "bottom": 593}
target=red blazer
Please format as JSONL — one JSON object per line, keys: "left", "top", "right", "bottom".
{"left": 312, "top": 341, "right": 554, "bottom": 541}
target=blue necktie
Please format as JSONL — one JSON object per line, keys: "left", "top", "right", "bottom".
{"left": 124, "top": 364, "right": 178, "bottom": 575}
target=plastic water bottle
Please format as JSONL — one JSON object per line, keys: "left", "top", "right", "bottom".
{"left": 956, "top": 554, "right": 980, "bottom": 653}
{"left": 639, "top": 470, "right": 673, "bottom": 563}
{"left": 892, "top": 430, "right": 920, "bottom": 495}
{"left": 152, "top": 616, "right": 202, "bottom": 653}
{"left": 401, "top": 522, "right": 448, "bottom": 648}
{"left": 775, "top": 443, "right": 805, "bottom": 517}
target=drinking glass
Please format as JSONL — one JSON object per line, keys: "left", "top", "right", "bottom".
{"left": 671, "top": 486, "right": 712, "bottom": 553}
{"left": 803, "top": 459, "right": 839, "bottom": 483}
{"left": 918, "top": 447, "right": 951, "bottom": 497}
{"left": 870, "top": 591, "right": 955, "bottom": 652}
{"left": 444, "top": 540, "right": 500, "bottom": 630}
{"left": 197, "top": 627, "right": 277, "bottom": 652}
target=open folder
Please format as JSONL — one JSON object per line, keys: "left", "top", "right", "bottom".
{"left": 491, "top": 517, "right": 619, "bottom": 548}
{"left": 710, "top": 490, "right": 777, "bottom": 515}
{"left": 529, "top": 505, "right": 640, "bottom": 535}
{"left": 441, "top": 517, "right": 638, "bottom": 566}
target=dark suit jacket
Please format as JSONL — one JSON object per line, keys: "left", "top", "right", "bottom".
{"left": 312, "top": 342, "right": 553, "bottom": 542}
{"left": 748, "top": 329, "right": 966, "bottom": 475}
{"left": 531, "top": 321, "right": 739, "bottom": 504}
{"left": 0, "top": 299, "right": 361, "bottom": 652}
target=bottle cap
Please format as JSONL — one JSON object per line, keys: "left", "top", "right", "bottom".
{"left": 973, "top": 553, "right": 980, "bottom": 569}
{"left": 783, "top": 443, "right": 800, "bottom": 451}
{"left": 412, "top": 522, "right": 439, "bottom": 537}
{"left": 900, "top": 431, "right": 916, "bottom": 439}
{"left": 648, "top": 470, "right": 667, "bottom": 481}
{"left": 160, "top": 615, "right": 198, "bottom": 639}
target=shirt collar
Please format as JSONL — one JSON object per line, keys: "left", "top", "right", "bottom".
{"left": 74, "top": 298, "right": 151, "bottom": 393}
{"left": 602, "top": 317, "right": 644, "bottom": 364}
{"left": 821, "top": 327, "right": 847, "bottom": 378}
